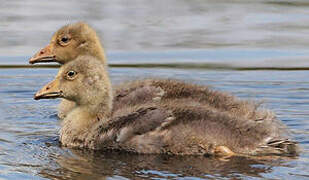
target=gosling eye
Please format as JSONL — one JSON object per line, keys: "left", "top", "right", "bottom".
{"left": 61, "top": 37, "right": 69, "bottom": 43}
{"left": 66, "top": 70, "right": 77, "bottom": 80}
{"left": 59, "top": 35, "right": 71, "bottom": 46}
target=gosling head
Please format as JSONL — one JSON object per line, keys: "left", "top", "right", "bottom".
{"left": 29, "top": 22, "right": 106, "bottom": 65}
{"left": 34, "top": 55, "right": 112, "bottom": 113}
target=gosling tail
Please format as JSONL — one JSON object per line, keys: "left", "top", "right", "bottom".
{"left": 258, "top": 139, "right": 299, "bottom": 156}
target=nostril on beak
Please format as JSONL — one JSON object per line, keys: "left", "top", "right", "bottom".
{"left": 40, "top": 49, "right": 45, "bottom": 55}
{"left": 46, "top": 86, "right": 50, "bottom": 90}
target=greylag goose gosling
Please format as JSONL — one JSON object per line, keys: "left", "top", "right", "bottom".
{"left": 34, "top": 55, "right": 298, "bottom": 157}
{"left": 29, "top": 22, "right": 108, "bottom": 118}
{"left": 29, "top": 22, "right": 107, "bottom": 65}
{"left": 28, "top": 22, "right": 274, "bottom": 121}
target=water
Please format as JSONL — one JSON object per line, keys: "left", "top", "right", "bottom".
{"left": 0, "top": 0, "right": 309, "bottom": 179}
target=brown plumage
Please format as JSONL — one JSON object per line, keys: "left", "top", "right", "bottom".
{"left": 113, "top": 79, "right": 265, "bottom": 122}
{"left": 28, "top": 22, "right": 272, "bottom": 120}
{"left": 34, "top": 56, "right": 298, "bottom": 157}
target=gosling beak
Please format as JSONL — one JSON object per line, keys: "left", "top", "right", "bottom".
{"left": 34, "top": 79, "right": 63, "bottom": 100}
{"left": 29, "top": 44, "right": 57, "bottom": 64}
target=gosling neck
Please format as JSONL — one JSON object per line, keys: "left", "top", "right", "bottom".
{"left": 76, "top": 97, "right": 113, "bottom": 121}
{"left": 94, "top": 42, "right": 107, "bottom": 66}
{"left": 72, "top": 78, "right": 113, "bottom": 123}
{"left": 84, "top": 38, "right": 107, "bottom": 66}
{"left": 60, "top": 87, "right": 113, "bottom": 145}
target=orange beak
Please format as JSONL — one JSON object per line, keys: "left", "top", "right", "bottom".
{"left": 29, "top": 44, "right": 57, "bottom": 64}
{"left": 34, "top": 78, "right": 63, "bottom": 100}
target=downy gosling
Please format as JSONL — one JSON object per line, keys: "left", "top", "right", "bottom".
{"left": 34, "top": 55, "right": 298, "bottom": 157}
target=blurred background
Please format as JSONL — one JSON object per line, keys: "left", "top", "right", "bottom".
{"left": 0, "top": 0, "right": 309, "bottom": 179}
{"left": 1, "top": 0, "right": 309, "bottom": 67}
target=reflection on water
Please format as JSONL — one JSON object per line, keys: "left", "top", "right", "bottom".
{"left": 0, "top": 0, "right": 309, "bottom": 179}
{"left": 39, "top": 149, "right": 290, "bottom": 179}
